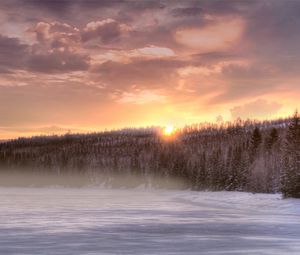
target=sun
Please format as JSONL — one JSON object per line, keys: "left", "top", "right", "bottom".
{"left": 163, "top": 124, "right": 175, "bottom": 136}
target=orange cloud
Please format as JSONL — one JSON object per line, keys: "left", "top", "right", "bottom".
{"left": 91, "top": 46, "right": 175, "bottom": 65}
{"left": 175, "top": 17, "right": 244, "bottom": 52}
{"left": 116, "top": 89, "right": 167, "bottom": 104}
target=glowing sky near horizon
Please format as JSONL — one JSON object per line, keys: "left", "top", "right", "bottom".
{"left": 0, "top": 0, "right": 299, "bottom": 139}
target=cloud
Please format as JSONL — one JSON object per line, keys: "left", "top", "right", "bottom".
{"left": 230, "top": 99, "right": 282, "bottom": 120}
{"left": 27, "top": 51, "right": 90, "bottom": 73}
{"left": 82, "top": 19, "right": 130, "bottom": 43}
{"left": 29, "top": 19, "right": 131, "bottom": 49}
{"left": 27, "top": 21, "right": 90, "bottom": 73}
{"left": 91, "top": 46, "right": 175, "bottom": 65}
{"left": 19, "top": 0, "right": 72, "bottom": 14}
{"left": 221, "top": 61, "right": 278, "bottom": 80}
{"left": 0, "top": 35, "right": 28, "bottom": 73}
{"left": 127, "top": 46, "right": 175, "bottom": 59}
{"left": 91, "top": 58, "right": 184, "bottom": 90}
{"left": 30, "top": 21, "right": 81, "bottom": 51}
{"left": 171, "top": 7, "right": 203, "bottom": 17}
{"left": 130, "top": 1, "right": 165, "bottom": 9}
{"left": 0, "top": 29, "right": 89, "bottom": 74}
{"left": 175, "top": 17, "right": 244, "bottom": 52}
{"left": 201, "top": 57, "right": 285, "bottom": 105}
{"left": 116, "top": 89, "right": 167, "bottom": 105}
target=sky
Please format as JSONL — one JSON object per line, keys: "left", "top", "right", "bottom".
{"left": 0, "top": 0, "right": 299, "bottom": 139}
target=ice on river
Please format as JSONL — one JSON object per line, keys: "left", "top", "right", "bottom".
{"left": 0, "top": 187, "right": 299, "bottom": 255}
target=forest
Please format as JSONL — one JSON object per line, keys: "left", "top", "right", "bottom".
{"left": 0, "top": 112, "right": 299, "bottom": 198}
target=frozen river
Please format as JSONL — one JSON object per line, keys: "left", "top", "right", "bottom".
{"left": 0, "top": 187, "right": 299, "bottom": 254}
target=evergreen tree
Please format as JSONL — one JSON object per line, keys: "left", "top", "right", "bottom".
{"left": 264, "top": 128, "right": 280, "bottom": 192}
{"left": 281, "top": 111, "right": 300, "bottom": 198}
{"left": 250, "top": 127, "right": 262, "bottom": 161}
{"left": 251, "top": 127, "right": 262, "bottom": 150}
{"left": 265, "top": 128, "right": 279, "bottom": 150}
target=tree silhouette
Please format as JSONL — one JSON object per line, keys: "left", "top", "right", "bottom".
{"left": 281, "top": 111, "right": 300, "bottom": 198}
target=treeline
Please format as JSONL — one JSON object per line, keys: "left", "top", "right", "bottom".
{"left": 0, "top": 113, "right": 299, "bottom": 197}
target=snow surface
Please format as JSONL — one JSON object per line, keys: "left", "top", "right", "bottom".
{"left": 0, "top": 187, "right": 299, "bottom": 255}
